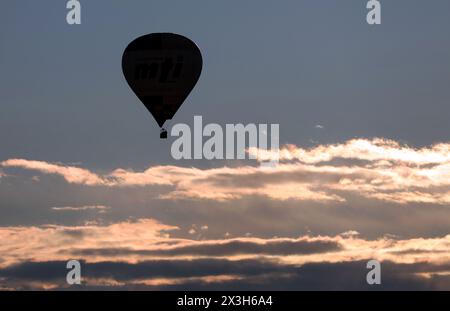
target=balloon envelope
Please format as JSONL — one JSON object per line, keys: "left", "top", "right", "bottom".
{"left": 122, "top": 33, "right": 202, "bottom": 128}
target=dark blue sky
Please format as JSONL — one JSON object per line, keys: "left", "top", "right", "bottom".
{"left": 1, "top": 1, "right": 450, "bottom": 170}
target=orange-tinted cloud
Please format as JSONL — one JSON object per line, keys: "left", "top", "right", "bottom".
{"left": 251, "top": 138, "right": 450, "bottom": 164}
{"left": 0, "top": 218, "right": 449, "bottom": 269}
{"left": 1, "top": 159, "right": 106, "bottom": 185}
{"left": 0, "top": 219, "right": 178, "bottom": 268}
{"left": 2, "top": 138, "right": 450, "bottom": 204}
{"left": 0, "top": 217, "right": 449, "bottom": 290}
{"left": 51, "top": 205, "right": 110, "bottom": 212}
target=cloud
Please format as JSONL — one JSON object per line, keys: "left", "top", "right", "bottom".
{"left": 1, "top": 218, "right": 450, "bottom": 268}
{"left": 0, "top": 216, "right": 449, "bottom": 290}
{"left": 340, "top": 230, "right": 360, "bottom": 238}
{"left": 0, "top": 219, "right": 450, "bottom": 290}
{"left": 72, "top": 237, "right": 341, "bottom": 257}
{"left": 252, "top": 138, "right": 450, "bottom": 164}
{"left": 51, "top": 205, "right": 110, "bottom": 212}
{"left": 1, "top": 159, "right": 106, "bottom": 186}
{"left": 1, "top": 138, "right": 449, "bottom": 289}
{"left": 0, "top": 170, "right": 7, "bottom": 180}
{"left": 0, "top": 218, "right": 179, "bottom": 268}
{"left": 2, "top": 138, "right": 450, "bottom": 204}
{"left": 1, "top": 256, "right": 450, "bottom": 290}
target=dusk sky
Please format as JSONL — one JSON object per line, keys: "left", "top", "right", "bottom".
{"left": 1, "top": 1, "right": 450, "bottom": 290}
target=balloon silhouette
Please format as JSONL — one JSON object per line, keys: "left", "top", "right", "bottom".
{"left": 122, "top": 33, "right": 203, "bottom": 139}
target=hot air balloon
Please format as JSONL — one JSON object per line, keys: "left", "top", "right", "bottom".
{"left": 122, "top": 33, "right": 203, "bottom": 139}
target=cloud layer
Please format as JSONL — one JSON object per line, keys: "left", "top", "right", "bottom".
{"left": 1, "top": 137, "right": 449, "bottom": 289}
{"left": 2, "top": 138, "right": 450, "bottom": 204}
{"left": 0, "top": 218, "right": 449, "bottom": 290}
{"left": 51, "top": 205, "right": 110, "bottom": 212}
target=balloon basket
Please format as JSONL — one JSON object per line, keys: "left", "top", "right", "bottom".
{"left": 160, "top": 129, "right": 168, "bottom": 139}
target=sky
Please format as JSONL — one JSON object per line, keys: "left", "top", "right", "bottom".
{"left": 0, "top": 0, "right": 450, "bottom": 290}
